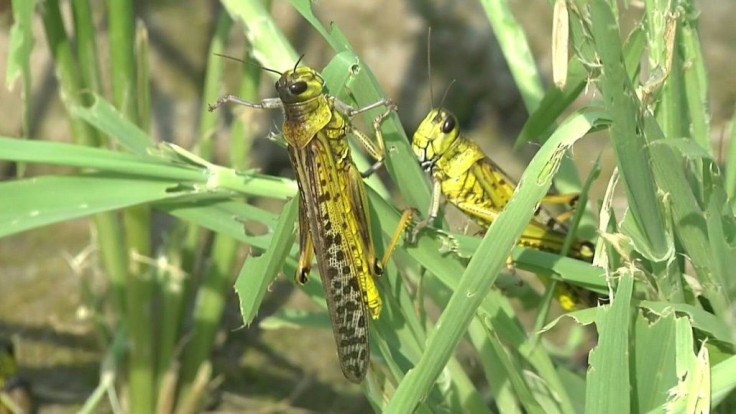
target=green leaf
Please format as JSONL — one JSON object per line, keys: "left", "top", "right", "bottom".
{"left": 477, "top": 317, "right": 545, "bottom": 414}
{"left": 220, "top": 0, "right": 298, "bottom": 72}
{"left": 0, "top": 136, "right": 202, "bottom": 181}
{"left": 290, "top": 0, "right": 351, "bottom": 53}
{"left": 647, "top": 132, "right": 730, "bottom": 312}
{"left": 236, "top": 197, "right": 298, "bottom": 324}
{"left": 0, "top": 173, "right": 191, "bottom": 237}
{"left": 632, "top": 308, "right": 677, "bottom": 412}
{"left": 711, "top": 354, "right": 736, "bottom": 408}
{"left": 157, "top": 198, "right": 279, "bottom": 245}
{"left": 478, "top": 0, "right": 543, "bottom": 112}
{"left": 588, "top": 0, "right": 671, "bottom": 261}
{"left": 586, "top": 270, "right": 634, "bottom": 413}
{"left": 640, "top": 301, "right": 734, "bottom": 345}
{"left": 6, "top": 0, "right": 35, "bottom": 136}
{"left": 70, "top": 95, "right": 152, "bottom": 154}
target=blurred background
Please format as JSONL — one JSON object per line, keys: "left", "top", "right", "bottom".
{"left": 0, "top": 0, "right": 734, "bottom": 412}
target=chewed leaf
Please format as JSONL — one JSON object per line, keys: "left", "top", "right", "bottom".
{"left": 539, "top": 307, "right": 598, "bottom": 334}
{"left": 236, "top": 198, "right": 298, "bottom": 325}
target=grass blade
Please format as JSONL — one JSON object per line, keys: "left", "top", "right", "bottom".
{"left": 632, "top": 307, "right": 677, "bottom": 412}
{"left": 478, "top": 0, "right": 544, "bottom": 111}
{"left": 71, "top": 94, "right": 152, "bottom": 155}
{"left": 220, "top": 0, "right": 298, "bottom": 71}
{"left": 6, "top": 0, "right": 35, "bottom": 137}
{"left": 236, "top": 198, "right": 298, "bottom": 324}
{"left": 587, "top": 0, "right": 671, "bottom": 261}
{"left": 0, "top": 173, "right": 190, "bottom": 237}
{"left": 585, "top": 271, "right": 634, "bottom": 413}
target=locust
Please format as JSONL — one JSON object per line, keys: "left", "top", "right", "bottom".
{"left": 410, "top": 107, "right": 598, "bottom": 310}
{"left": 209, "top": 58, "right": 412, "bottom": 382}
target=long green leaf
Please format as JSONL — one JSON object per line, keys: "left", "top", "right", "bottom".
{"left": 71, "top": 95, "right": 152, "bottom": 154}
{"left": 640, "top": 301, "right": 734, "bottom": 345}
{"left": 6, "top": 0, "right": 34, "bottom": 137}
{"left": 478, "top": 0, "right": 544, "bottom": 112}
{"left": 633, "top": 307, "right": 677, "bottom": 412}
{"left": 585, "top": 271, "right": 634, "bottom": 413}
{"left": 220, "top": 0, "right": 298, "bottom": 72}
{"left": 236, "top": 197, "right": 298, "bottom": 324}
{"left": 587, "top": 0, "right": 671, "bottom": 261}
{"left": 0, "top": 173, "right": 189, "bottom": 237}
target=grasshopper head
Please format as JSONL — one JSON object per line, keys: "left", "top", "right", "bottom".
{"left": 412, "top": 108, "right": 460, "bottom": 171}
{"left": 276, "top": 66, "right": 325, "bottom": 104}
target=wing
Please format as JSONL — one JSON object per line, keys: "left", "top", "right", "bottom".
{"left": 288, "top": 138, "right": 371, "bottom": 383}
{"left": 473, "top": 156, "right": 516, "bottom": 210}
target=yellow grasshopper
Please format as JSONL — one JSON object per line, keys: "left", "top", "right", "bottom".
{"left": 210, "top": 58, "right": 412, "bottom": 382}
{"left": 411, "top": 107, "right": 597, "bottom": 310}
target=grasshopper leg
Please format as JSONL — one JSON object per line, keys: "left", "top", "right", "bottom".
{"left": 334, "top": 97, "right": 398, "bottom": 178}
{"left": 382, "top": 209, "right": 415, "bottom": 266}
{"left": 410, "top": 180, "right": 442, "bottom": 243}
{"left": 295, "top": 194, "right": 314, "bottom": 285}
{"left": 208, "top": 95, "right": 282, "bottom": 112}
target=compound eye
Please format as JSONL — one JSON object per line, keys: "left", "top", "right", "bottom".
{"left": 289, "top": 81, "right": 308, "bottom": 95}
{"left": 441, "top": 116, "right": 456, "bottom": 134}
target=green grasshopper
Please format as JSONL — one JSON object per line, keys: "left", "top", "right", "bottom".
{"left": 210, "top": 58, "right": 412, "bottom": 382}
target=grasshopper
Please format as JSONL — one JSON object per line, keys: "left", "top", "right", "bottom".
{"left": 411, "top": 107, "right": 598, "bottom": 310}
{"left": 209, "top": 58, "right": 412, "bottom": 382}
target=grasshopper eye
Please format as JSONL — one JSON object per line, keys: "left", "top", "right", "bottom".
{"left": 289, "top": 81, "right": 308, "bottom": 95}
{"left": 441, "top": 116, "right": 456, "bottom": 134}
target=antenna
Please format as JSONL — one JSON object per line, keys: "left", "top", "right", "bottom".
{"left": 439, "top": 79, "right": 456, "bottom": 109}
{"left": 213, "top": 53, "right": 281, "bottom": 76}
{"left": 293, "top": 54, "right": 305, "bottom": 73}
{"left": 427, "top": 27, "right": 434, "bottom": 111}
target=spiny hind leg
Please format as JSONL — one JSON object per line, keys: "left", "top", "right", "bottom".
{"left": 542, "top": 192, "right": 579, "bottom": 207}
{"left": 381, "top": 208, "right": 415, "bottom": 269}
{"left": 456, "top": 200, "right": 528, "bottom": 272}
{"left": 540, "top": 192, "right": 580, "bottom": 223}
{"left": 346, "top": 165, "right": 383, "bottom": 319}
{"left": 538, "top": 273, "right": 597, "bottom": 311}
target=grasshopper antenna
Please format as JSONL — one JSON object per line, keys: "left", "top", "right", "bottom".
{"left": 427, "top": 27, "right": 434, "bottom": 111}
{"left": 214, "top": 52, "right": 281, "bottom": 76}
{"left": 439, "top": 79, "right": 456, "bottom": 109}
{"left": 293, "top": 54, "right": 305, "bottom": 72}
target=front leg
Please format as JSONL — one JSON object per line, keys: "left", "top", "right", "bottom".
{"left": 208, "top": 95, "right": 283, "bottom": 112}
{"left": 350, "top": 105, "right": 397, "bottom": 177}
{"left": 410, "top": 180, "right": 443, "bottom": 243}
{"left": 334, "top": 97, "right": 398, "bottom": 177}
{"left": 333, "top": 96, "right": 396, "bottom": 118}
